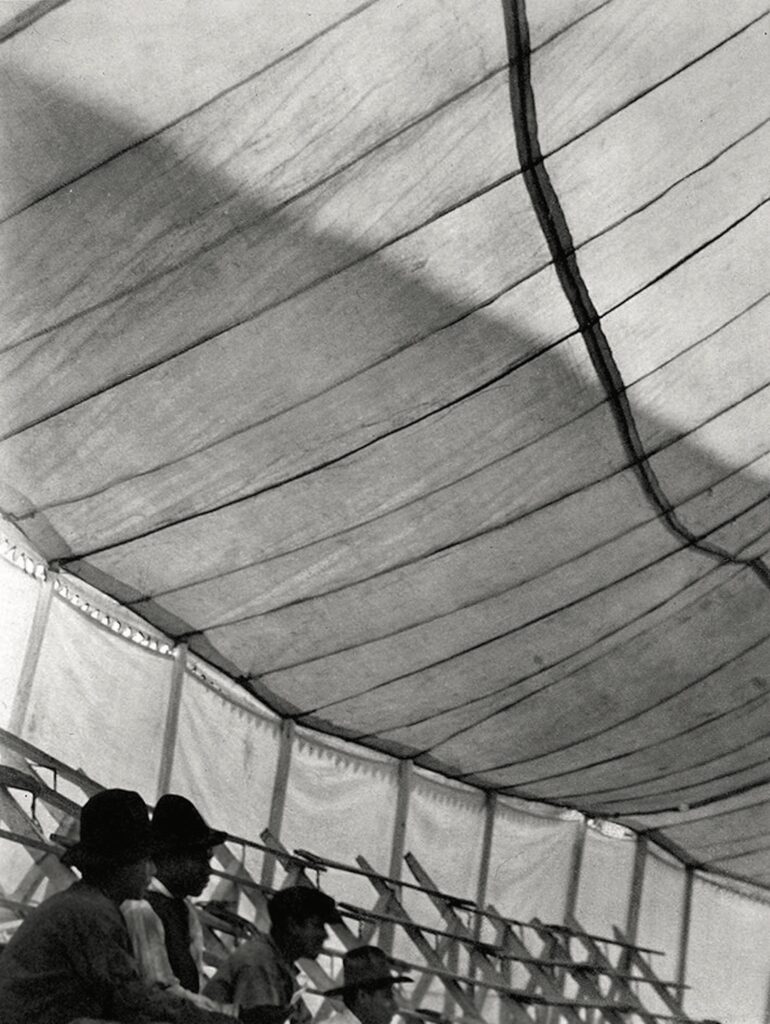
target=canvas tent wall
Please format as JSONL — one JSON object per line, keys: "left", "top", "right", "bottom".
{"left": 1, "top": 0, "right": 770, "bottom": 1020}
{"left": 1, "top": 538, "right": 769, "bottom": 1024}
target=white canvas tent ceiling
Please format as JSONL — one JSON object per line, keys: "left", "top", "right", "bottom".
{"left": 0, "top": 0, "right": 769, "bottom": 891}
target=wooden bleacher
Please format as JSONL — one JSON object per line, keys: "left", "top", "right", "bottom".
{"left": 0, "top": 729, "right": 706, "bottom": 1024}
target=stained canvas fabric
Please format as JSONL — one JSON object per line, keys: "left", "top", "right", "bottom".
{"left": 0, "top": 0, "right": 768, "bottom": 897}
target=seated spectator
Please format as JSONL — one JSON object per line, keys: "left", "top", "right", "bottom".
{"left": 325, "top": 946, "right": 411, "bottom": 1024}
{"left": 204, "top": 886, "right": 341, "bottom": 1023}
{"left": 123, "top": 793, "right": 234, "bottom": 1013}
{"left": 0, "top": 788, "right": 232, "bottom": 1024}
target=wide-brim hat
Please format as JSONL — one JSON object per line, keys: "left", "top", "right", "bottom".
{"left": 325, "top": 946, "right": 412, "bottom": 998}
{"left": 152, "top": 794, "right": 227, "bottom": 854}
{"left": 268, "top": 885, "right": 342, "bottom": 927}
{"left": 59, "top": 789, "right": 153, "bottom": 869}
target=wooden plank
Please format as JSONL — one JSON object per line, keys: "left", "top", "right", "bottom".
{"left": 0, "top": 790, "right": 74, "bottom": 896}
{"left": 442, "top": 925, "right": 461, "bottom": 1019}
{"left": 492, "top": 916, "right": 568, "bottom": 1024}
{"left": 389, "top": 759, "right": 413, "bottom": 884}
{"left": 483, "top": 904, "right": 665, "bottom": 956}
{"left": 383, "top": 758, "right": 413, "bottom": 954}
{"left": 312, "top": 951, "right": 700, "bottom": 1023}
{"left": 339, "top": 893, "right": 392, "bottom": 947}
{"left": 400, "top": 1009, "right": 482, "bottom": 1024}
{"left": 337, "top": 901, "right": 648, "bottom": 977}
{"left": 0, "top": 894, "right": 37, "bottom": 916}
{"left": 616, "top": 835, "right": 648, "bottom": 987}
{"left": 259, "top": 829, "right": 359, "bottom": 951}
{"left": 211, "top": 843, "right": 270, "bottom": 915}
{"left": 469, "top": 792, "right": 498, "bottom": 1012}
{"left": 532, "top": 933, "right": 558, "bottom": 1024}
{"left": 208, "top": 866, "right": 270, "bottom": 895}
{"left": 156, "top": 641, "right": 186, "bottom": 798}
{"left": 675, "top": 866, "right": 693, "bottom": 999}
{"left": 562, "top": 915, "right": 657, "bottom": 1024}
{"left": 8, "top": 578, "right": 53, "bottom": 735}
{"left": 537, "top": 918, "right": 698, "bottom": 1024}
{"left": 409, "top": 932, "right": 461, "bottom": 1010}
{"left": 5, "top": 794, "right": 79, "bottom": 906}
{"left": 0, "top": 727, "right": 102, "bottom": 796}
{"left": 626, "top": 836, "right": 649, "bottom": 946}
{"left": 295, "top": 846, "right": 475, "bottom": 906}
{"left": 260, "top": 827, "right": 312, "bottom": 889}
{"left": 260, "top": 720, "right": 295, "bottom": 888}
{"left": 357, "top": 854, "right": 486, "bottom": 1022}
{"left": 403, "top": 855, "right": 579, "bottom": 1024}
{"left": 611, "top": 927, "right": 693, "bottom": 1020}
{"left": 494, "top": 919, "right": 517, "bottom": 1024}
{"left": 473, "top": 791, "right": 497, "bottom": 942}
{"left": 327, "top": 845, "right": 660, "bottom": 956}
{"left": 563, "top": 818, "right": 587, "bottom": 923}
{"left": 529, "top": 919, "right": 629, "bottom": 1024}
{"left": 0, "top": 825, "right": 55, "bottom": 854}
{"left": 368, "top": 945, "right": 671, "bottom": 1018}
{"left": 461, "top": 913, "right": 579, "bottom": 1024}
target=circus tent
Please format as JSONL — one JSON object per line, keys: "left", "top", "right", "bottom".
{"left": 1, "top": 2, "right": 769, "bottom": 1021}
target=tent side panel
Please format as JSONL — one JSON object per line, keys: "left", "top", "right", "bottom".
{"left": 20, "top": 593, "right": 172, "bottom": 801}
{"left": 635, "top": 846, "right": 687, "bottom": 1016}
{"left": 169, "top": 665, "right": 281, "bottom": 883}
{"left": 279, "top": 727, "right": 399, "bottom": 910}
{"left": 1, "top": 555, "right": 769, "bottom": 1024}
{"left": 685, "top": 875, "right": 770, "bottom": 1024}
{"left": 573, "top": 825, "right": 636, "bottom": 937}
{"left": 486, "top": 797, "right": 580, "bottom": 928}
{"left": 0, "top": 556, "right": 40, "bottom": 729}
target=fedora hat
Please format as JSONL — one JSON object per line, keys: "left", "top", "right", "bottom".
{"left": 268, "top": 885, "right": 342, "bottom": 927}
{"left": 60, "top": 789, "right": 153, "bottom": 868}
{"left": 152, "top": 794, "right": 227, "bottom": 853}
{"left": 325, "top": 946, "right": 412, "bottom": 998}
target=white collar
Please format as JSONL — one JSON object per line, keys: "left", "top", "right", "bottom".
{"left": 147, "top": 877, "right": 175, "bottom": 898}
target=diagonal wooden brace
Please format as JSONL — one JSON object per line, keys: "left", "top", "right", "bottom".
{"left": 404, "top": 854, "right": 579, "bottom": 1024}
{"left": 357, "top": 854, "right": 492, "bottom": 1024}
{"left": 610, "top": 927, "right": 690, "bottom": 1019}
{"left": 530, "top": 919, "right": 632, "bottom": 1024}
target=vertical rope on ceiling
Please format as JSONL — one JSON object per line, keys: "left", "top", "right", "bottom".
{"left": 501, "top": 0, "right": 770, "bottom": 591}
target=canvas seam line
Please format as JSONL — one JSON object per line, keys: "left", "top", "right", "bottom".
{"left": 0, "top": 0, "right": 70, "bottom": 44}
{"left": 473, "top": 687, "right": 770, "bottom": 786}
{"left": 564, "top": 759, "right": 770, "bottom": 813}
{"left": 504, "top": 0, "right": 770, "bottom": 592}
{"left": 558, "top": 740, "right": 770, "bottom": 802}
{"left": 0, "top": 0, "right": 624, "bottom": 224}
{"left": 388, "top": 613, "right": 770, "bottom": 760}
{"left": 2, "top": 10, "right": 762, "bottom": 378}
{"left": 299, "top": 560, "right": 736, "bottom": 725}
{"left": 0, "top": 0, "right": 383, "bottom": 219}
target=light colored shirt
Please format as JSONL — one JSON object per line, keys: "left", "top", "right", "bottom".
{"left": 122, "top": 880, "right": 237, "bottom": 1017}
{"left": 203, "top": 931, "right": 310, "bottom": 1024}
{"left": 326, "top": 1006, "right": 361, "bottom": 1024}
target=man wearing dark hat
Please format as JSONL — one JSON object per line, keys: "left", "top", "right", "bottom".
{"left": 123, "top": 793, "right": 232, "bottom": 1010}
{"left": 0, "top": 789, "right": 232, "bottom": 1024}
{"left": 203, "top": 885, "right": 342, "bottom": 1024}
{"left": 325, "top": 946, "right": 411, "bottom": 1024}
